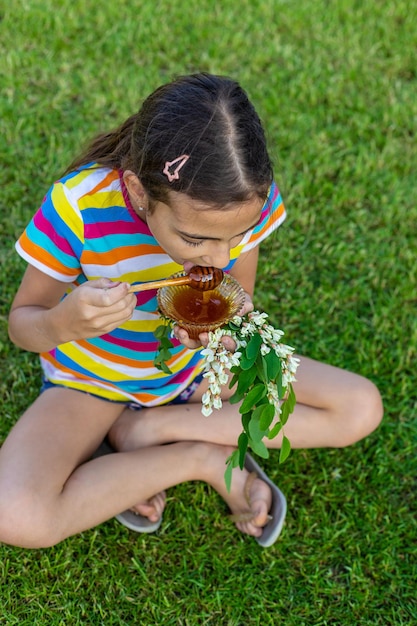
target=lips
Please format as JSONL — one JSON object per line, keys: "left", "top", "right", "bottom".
{"left": 182, "top": 261, "right": 198, "bottom": 273}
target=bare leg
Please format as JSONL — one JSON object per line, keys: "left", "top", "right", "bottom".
{"left": 109, "top": 356, "right": 383, "bottom": 451}
{"left": 0, "top": 387, "right": 272, "bottom": 548}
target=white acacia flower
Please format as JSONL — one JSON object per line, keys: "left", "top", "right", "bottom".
{"left": 201, "top": 391, "right": 212, "bottom": 405}
{"left": 212, "top": 395, "right": 223, "bottom": 410}
{"left": 203, "top": 370, "right": 217, "bottom": 384}
{"left": 260, "top": 343, "right": 271, "bottom": 355}
{"left": 274, "top": 343, "right": 294, "bottom": 359}
{"left": 227, "top": 352, "right": 242, "bottom": 367}
{"left": 201, "top": 403, "right": 213, "bottom": 417}
{"left": 211, "top": 360, "right": 226, "bottom": 374}
{"left": 208, "top": 381, "right": 222, "bottom": 396}
{"left": 198, "top": 310, "right": 299, "bottom": 421}
{"left": 289, "top": 356, "right": 301, "bottom": 371}
{"left": 200, "top": 347, "right": 216, "bottom": 362}
{"left": 218, "top": 371, "right": 229, "bottom": 385}
{"left": 248, "top": 311, "right": 269, "bottom": 326}
{"left": 265, "top": 382, "right": 282, "bottom": 415}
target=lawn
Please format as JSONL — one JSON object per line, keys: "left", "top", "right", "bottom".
{"left": 0, "top": 0, "right": 416, "bottom": 624}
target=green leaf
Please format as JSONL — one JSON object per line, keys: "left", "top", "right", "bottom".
{"left": 239, "top": 383, "right": 266, "bottom": 414}
{"left": 154, "top": 324, "right": 170, "bottom": 339}
{"left": 228, "top": 372, "right": 240, "bottom": 390}
{"left": 268, "top": 421, "right": 283, "bottom": 440}
{"left": 279, "top": 385, "right": 297, "bottom": 425}
{"left": 236, "top": 366, "right": 258, "bottom": 394}
{"left": 248, "top": 437, "right": 269, "bottom": 459}
{"left": 224, "top": 461, "right": 233, "bottom": 493}
{"left": 228, "top": 388, "right": 245, "bottom": 405}
{"left": 161, "top": 337, "right": 174, "bottom": 350}
{"left": 237, "top": 432, "right": 248, "bottom": 469}
{"left": 239, "top": 353, "right": 257, "bottom": 370}
{"left": 158, "top": 361, "right": 173, "bottom": 374}
{"left": 241, "top": 412, "right": 251, "bottom": 433}
{"left": 153, "top": 322, "right": 175, "bottom": 372}
{"left": 265, "top": 349, "right": 281, "bottom": 380}
{"left": 248, "top": 414, "right": 268, "bottom": 443}
{"left": 246, "top": 332, "right": 262, "bottom": 360}
{"left": 280, "top": 398, "right": 291, "bottom": 426}
{"left": 287, "top": 384, "right": 297, "bottom": 412}
{"left": 279, "top": 435, "right": 291, "bottom": 463}
{"left": 276, "top": 366, "right": 284, "bottom": 398}
{"left": 255, "top": 355, "right": 268, "bottom": 383}
{"left": 259, "top": 402, "right": 275, "bottom": 430}
{"left": 224, "top": 450, "right": 240, "bottom": 492}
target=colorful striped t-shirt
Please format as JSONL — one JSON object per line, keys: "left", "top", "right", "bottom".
{"left": 16, "top": 165, "right": 286, "bottom": 406}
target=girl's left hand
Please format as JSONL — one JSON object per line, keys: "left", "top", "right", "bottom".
{"left": 173, "top": 291, "right": 254, "bottom": 351}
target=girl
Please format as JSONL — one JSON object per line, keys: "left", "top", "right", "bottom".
{"left": 0, "top": 73, "right": 383, "bottom": 549}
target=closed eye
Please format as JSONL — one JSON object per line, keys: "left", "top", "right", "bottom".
{"left": 181, "top": 237, "right": 204, "bottom": 247}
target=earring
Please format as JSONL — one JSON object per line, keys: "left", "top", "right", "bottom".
{"left": 138, "top": 206, "right": 145, "bottom": 212}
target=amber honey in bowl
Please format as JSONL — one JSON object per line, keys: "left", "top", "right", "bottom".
{"left": 172, "top": 290, "right": 230, "bottom": 324}
{"left": 157, "top": 272, "right": 245, "bottom": 339}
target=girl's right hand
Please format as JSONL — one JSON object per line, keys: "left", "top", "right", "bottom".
{"left": 9, "top": 267, "right": 137, "bottom": 353}
{"left": 56, "top": 278, "right": 137, "bottom": 341}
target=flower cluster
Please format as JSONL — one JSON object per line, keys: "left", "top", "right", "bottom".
{"left": 200, "top": 328, "right": 242, "bottom": 416}
{"left": 200, "top": 312, "right": 299, "bottom": 419}
{"left": 154, "top": 310, "right": 299, "bottom": 489}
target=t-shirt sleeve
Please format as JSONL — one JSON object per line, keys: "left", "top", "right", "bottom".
{"left": 228, "top": 181, "right": 286, "bottom": 263}
{"left": 15, "top": 181, "right": 85, "bottom": 282}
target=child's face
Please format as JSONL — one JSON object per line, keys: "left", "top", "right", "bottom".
{"left": 145, "top": 191, "right": 264, "bottom": 269}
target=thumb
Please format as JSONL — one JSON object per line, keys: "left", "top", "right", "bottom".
{"left": 239, "top": 292, "right": 254, "bottom": 316}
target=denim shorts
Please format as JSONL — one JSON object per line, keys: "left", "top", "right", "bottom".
{"left": 40, "top": 373, "right": 205, "bottom": 409}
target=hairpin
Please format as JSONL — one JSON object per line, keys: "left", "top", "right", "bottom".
{"left": 163, "top": 154, "right": 189, "bottom": 182}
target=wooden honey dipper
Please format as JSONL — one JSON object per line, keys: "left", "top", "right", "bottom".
{"left": 128, "top": 265, "right": 224, "bottom": 293}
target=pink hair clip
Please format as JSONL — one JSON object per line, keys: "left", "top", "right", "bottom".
{"left": 163, "top": 154, "right": 189, "bottom": 182}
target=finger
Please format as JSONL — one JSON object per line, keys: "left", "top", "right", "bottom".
{"left": 239, "top": 292, "right": 254, "bottom": 316}
{"left": 173, "top": 325, "right": 202, "bottom": 350}
{"left": 198, "top": 332, "right": 209, "bottom": 348}
{"left": 87, "top": 278, "right": 118, "bottom": 290}
{"left": 88, "top": 300, "right": 137, "bottom": 331}
{"left": 219, "top": 336, "right": 235, "bottom": 352}
{"left": 80, "top": 281, "right": 131, "bottom": 307}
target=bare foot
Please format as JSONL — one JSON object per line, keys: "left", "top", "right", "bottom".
{"left": 129, "top": 490, "right": 166, "bottom": 523}
{"left": 204, "top": 446, "right": 273, "bottom": 539}
{"left": 227, "top": 473, "right": 272, "bottom": 538}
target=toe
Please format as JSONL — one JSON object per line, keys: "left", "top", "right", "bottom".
{"left": 131, "top": 490, "right": 166, "bottom": 522}
{"left": 229, "top": 475, "right": 272, "bottom": 538}
{"left": 248, "top": 478, "right": 272, "bottom": 527}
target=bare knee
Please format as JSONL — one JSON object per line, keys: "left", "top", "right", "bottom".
{"left": 337, "top": 376, "right": 383, "bottom": 447}
{"left": 0, "top": 488, "right": 63, "bottom": 549}
{"left": 108, "top": 408, "right": 137, "bottom": 451}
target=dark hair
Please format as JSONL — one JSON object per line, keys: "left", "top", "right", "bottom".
{"left": 66, "top": 73, "right": 273, "bottom": 205}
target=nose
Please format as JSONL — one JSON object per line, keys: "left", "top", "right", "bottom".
{"left": 200, "top": 243, "right": 230, "bottom": 269}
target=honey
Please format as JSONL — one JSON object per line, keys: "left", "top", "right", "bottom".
{"left": 172, "top": 289, "right": 230, "bottom": 324}
{"left": 157, "top": 272, "right": 245, "bottom": 340}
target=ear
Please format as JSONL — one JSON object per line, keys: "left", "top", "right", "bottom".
{"left": 123, "top": 170, "right": 148, "bottom": 209}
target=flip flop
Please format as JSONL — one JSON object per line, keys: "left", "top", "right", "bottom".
{"left": 92, "top": 440, "right": 163, "bottom": 534}
{"left": 243, "top": 453, "right": 287, "bottom": 548}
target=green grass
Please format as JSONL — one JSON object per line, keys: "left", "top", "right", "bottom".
{"left": 1, "top": 0, "right": 417, "bottom": 623}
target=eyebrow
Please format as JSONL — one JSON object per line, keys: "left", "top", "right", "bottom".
{"left": 177, "top": 218, "right": 261, "bottom": 241}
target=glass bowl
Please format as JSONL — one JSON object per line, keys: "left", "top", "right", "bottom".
{"left": 157, "top": 272, "right": 245, "bottom": 339}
